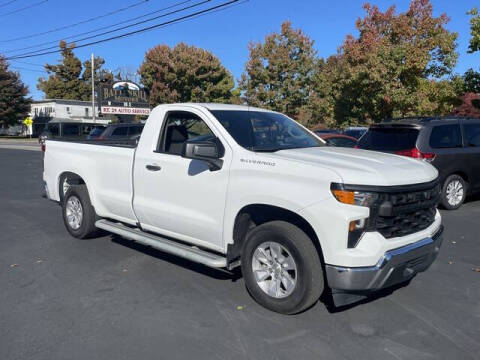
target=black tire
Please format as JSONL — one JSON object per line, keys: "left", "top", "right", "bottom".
{"left": 241, "top": 221, "right": 323, "bottom": 314}
{"left": 441, "top": 175, "right": 467, "bottom": 210}
{"left": 62, "top": 185, "right": 98, "bottom": 239}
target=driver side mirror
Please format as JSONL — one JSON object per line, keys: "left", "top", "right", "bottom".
{"left": 181, "top": 139, "right": 223, "bottom": 171}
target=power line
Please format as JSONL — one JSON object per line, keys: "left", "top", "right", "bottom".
{"left": 0, "top": 0, "right": 149, "bottom": 42}
{"left": 0, "top": 0, "right": 20, "bottom": 9}
{"left": 10, "top": 59, "right": 45, "bottom": 67}
{"left": 5, "top": 0, "right": 193, "bottom": 55}
{"left": 6, "top": 0, "right": 242, "bottom": 60}
{"left": 0, "top": 0, "right": 47, "bottom": 17}
{"left": 8, "top": 0, "right": 211, "bottom": 58}
{"left": 10, "top": 65, "right": 46, "bottom": 73}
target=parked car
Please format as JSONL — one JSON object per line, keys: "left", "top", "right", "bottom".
{"left": 98, "top": 123, "right": 144, "bottom": 140}
{"left": 3, "top": 125, "right": 23, "bottom": 136}
{"left": 343, "top": 126, "right": 368, "bottom": 139}
{"left": 357, "top": 117, "right": 480, "bottom": 209}
{"left": 318, "top": 133, "right": 357, "bottom": 148}
{"left": 314, "top": 129, "right": 339, "bottom": 135}
{"left": 39, "top": 121, "right": 104, "bottom": 144}
{"left": 87, "top": 125, "right": 108, "bottom": 140}
{"left": 43, "top": 103, "right": 443, "bottom": 314}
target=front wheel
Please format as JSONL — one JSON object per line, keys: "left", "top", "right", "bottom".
{"left": 241, "top": 221, "right": 324, "bottom": 314}
{"left": 441, "top": 175, "right": 467, "bottom": 210}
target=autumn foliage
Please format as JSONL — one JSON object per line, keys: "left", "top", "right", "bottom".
{"left": 139, "top": 43, "right": 235, "bottom": 106}
{"left": 29, "top": 0, "right": 479, "bottom": 129}
{"left": 240, "top": 0, "right": 463, "bottom": 128}
{"left": 451, "top": 93, "right": 480, "bottom": 118}
{"left": 240, "top": 22, "right": 319, "bottom": 123}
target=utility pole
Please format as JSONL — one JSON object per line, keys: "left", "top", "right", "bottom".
{"left": 91, "top": 53, "right": 96, "bottom": 123}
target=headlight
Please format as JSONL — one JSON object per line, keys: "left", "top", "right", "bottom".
{"left": 331, "top": 187, "right": 379, "bottom": 208}
{"left": 331, "top": 183, "right": 379, "bottom": 248}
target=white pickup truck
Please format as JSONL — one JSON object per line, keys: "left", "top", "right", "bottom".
{"left": 43, "top": 103, "right": 444, "bottom": 314}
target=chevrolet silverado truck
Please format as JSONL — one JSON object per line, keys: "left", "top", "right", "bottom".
{"left": 43, "top": 103, "right": 444, "bottom": 314}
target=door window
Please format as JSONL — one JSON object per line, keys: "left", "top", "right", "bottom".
{"left": 429, "top": 124, "right": 462, "bottom": 148}
{"left": 463, "top": 123, "right": 480, "bottom": 147}
{"left": 159, "top": 111, "right": 214, "bottom": 155}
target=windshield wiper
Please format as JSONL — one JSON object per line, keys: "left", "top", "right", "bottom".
{"left": 250, "top": 147, "right": 282, "bottom": 152}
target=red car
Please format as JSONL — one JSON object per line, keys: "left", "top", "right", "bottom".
{"left": 316, "top": 133, "right": 358, "bottom": 148}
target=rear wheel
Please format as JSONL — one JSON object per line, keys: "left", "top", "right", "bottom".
{"left": 62, "top": 185, "right": 98, "bottom": 238}
{"left": 441, "top": 175, "right": 467, "bottom": 210}
{"left": 242, "top": 221, "right": 323, "bottom": 314}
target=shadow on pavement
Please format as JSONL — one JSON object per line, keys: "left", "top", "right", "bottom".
{"left": 321, "top": 279, "right": 412, "bottom": 313}
{"left": 110, "top": 232, "right": 415, "bottom": 314}
{"left": 110, "top": 234, "right": 243, "bottom": 282}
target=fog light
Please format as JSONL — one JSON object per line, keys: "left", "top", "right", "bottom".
{"left": 349, "top": 219, "right": 366, "bottom": 231}
{"left": 348, "top": 219, "right": 366, "bottom": 248}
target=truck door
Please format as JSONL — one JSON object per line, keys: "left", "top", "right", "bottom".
{"left": 132, "top": 109, "right": 231, "bottom": 251}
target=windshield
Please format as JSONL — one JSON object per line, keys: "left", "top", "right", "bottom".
{"left": 210, "top": 110, "right": 323, "bottom": 152}
{"left": 357, "top": 127, "right": 419, "bottom": 151}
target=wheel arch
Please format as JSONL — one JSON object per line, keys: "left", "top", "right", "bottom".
{"left": 449, "top": 171, "right": 470, "bottom": 189}
{"left": 441, "top": 171, "right": 470, "bottom": 197}
{"left": 57, "top": 171, "right": 87, "bottom": 201}
{"left": 227, "top": 203, "right": 325, "bottom": 267}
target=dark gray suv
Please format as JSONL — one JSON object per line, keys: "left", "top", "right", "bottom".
{"left": 357, "top": 117, "right": 480, "bottom": 209}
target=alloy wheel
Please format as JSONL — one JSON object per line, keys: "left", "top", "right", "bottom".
{"left": 446, "top": 180, "right": 464, "bottom": 207}
{"left": 251, "top": 241, "right": 297, "bottom": 298}
{"left": 65, "top": 196, "right": 83, "bottom": 230}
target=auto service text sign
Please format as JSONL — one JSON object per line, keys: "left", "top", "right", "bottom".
{"left": 101, "top": 106, "right": 151, "bottom": 115}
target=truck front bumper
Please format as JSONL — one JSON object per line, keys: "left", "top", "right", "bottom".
{"left": 325, "top": 225, "right": 443, "bottom": 294}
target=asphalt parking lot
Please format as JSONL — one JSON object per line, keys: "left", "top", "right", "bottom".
{"left": 1, "top": 148, "right": 479, "bottom": 360}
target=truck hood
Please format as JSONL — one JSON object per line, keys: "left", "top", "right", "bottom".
{"left": 268, "top": 147, "right": 438, "bottom": 186}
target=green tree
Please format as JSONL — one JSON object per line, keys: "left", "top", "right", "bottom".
{"left": 467, "top": 7, "right": 480, "bottom": 53}
{"left": 37, "top": 41, "right": 109, "bottom": 100}
{"left": 463, "top": 68, "right": 480, "bottom": 93}
{"left": 82, "top": 56, "right": 113, "bottom": 88}
{"left": 139, "top": 43, "right": 235, "bottom": 106}
{"left": 322, "top": 0, "right": 461, "bottom": 126}
{"left": 240, "top": 21, "right": 319, "bottom": 122}
{"left": 0, "top": 57, "right": 31, "bottom": 127}
{"left": 37, "top": 41, "right": 88, "bottom": 100}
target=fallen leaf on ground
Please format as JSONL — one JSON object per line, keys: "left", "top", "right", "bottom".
{"left": 236, "top": 306, "right": 244, "bottom": 310}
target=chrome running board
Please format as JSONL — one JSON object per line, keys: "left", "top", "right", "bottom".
{"left": 95, "top": 219, "right": 227, "bottom": 268}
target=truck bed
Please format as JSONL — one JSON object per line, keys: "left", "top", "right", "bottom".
{"left": 43, "top": 139, "right": 137, "bottom": 224}
{"left": 48, "top": 138, "right": 138, "bottom": 148}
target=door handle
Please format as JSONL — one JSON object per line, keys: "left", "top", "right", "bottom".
{"left": 146, "top": 164, "right": 161, "bottom": 171}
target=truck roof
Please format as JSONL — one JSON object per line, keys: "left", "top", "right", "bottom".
{"left": 153, "top": 103, "right": 273, "bottom": 113}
